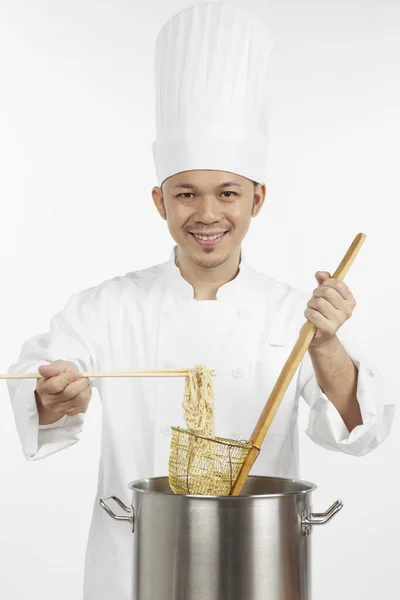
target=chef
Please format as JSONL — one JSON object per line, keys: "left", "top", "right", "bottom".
{"left": 7, "top": 3, "right": 395, "bottom": 600}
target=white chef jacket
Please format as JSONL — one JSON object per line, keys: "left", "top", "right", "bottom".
{"left": 7, "top": 248, "right": 395, "bottom": 600}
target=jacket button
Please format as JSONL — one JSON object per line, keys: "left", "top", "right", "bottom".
{"left": 161, "top": 426, "right": 171, "bottom": 436}
{"left": 232, "top": 368, "right": 244, "bottom": 378}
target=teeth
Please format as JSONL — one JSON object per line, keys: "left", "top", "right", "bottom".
{"left": 194, "top": 233, "right": 224, "bottom": 241}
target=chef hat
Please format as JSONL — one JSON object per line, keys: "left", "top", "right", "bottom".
{"left": 152, "top": 2, "right": 274, "bottom": 187}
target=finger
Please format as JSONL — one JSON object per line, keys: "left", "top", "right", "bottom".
{"left": 312, "top": 285, "right": 346, "bottom": 310}
{"left": 307, "top": 296, "right": 340, "bottom": 321}
{"left": 57, "top": 379, "right": 91, "bottom": 403}
{"left": 44, "top": 386, "right": 90, "bottom": 411}
{"left": 304, "top": 307, "right": 336, "bottom": 336}
{"left": 40, "top": 370, "right": 81, "bottom": 395}
{"left": 315, "top": 271, "right": 331, "bottom": 283}
{"left": 318, "top": 278, "right": 355, "bottom": 302}
{"left": 54, "top": 393, "right": 89, "bottom": 416}
{"left": 316, "top": 271, "right": 331, "bottom": 277}
{"left": 38, "top": 361, "right": 79, "bottom": 378}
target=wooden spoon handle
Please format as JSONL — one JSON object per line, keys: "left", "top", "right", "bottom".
{"left": 230, "top": 232, "right": 366, "bottom": 495}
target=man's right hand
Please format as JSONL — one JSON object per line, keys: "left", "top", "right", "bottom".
{"left": 35, "top": 360, "right": 92, "bottom": 425}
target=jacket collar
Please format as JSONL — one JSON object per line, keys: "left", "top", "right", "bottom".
{"left": 160, "top": 245, "right": 254, "bottom": 303}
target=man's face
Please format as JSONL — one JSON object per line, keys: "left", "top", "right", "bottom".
{"left": 152, "top": 170, "right": 266, "bottom": 269}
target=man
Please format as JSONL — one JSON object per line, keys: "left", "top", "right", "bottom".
{"left": 7, "top": 3, "right": 395, "bottom": 600}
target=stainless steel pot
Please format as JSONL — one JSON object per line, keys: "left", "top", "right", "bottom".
{"left": 100, "top": 476, "right": 343, "bottom": 600}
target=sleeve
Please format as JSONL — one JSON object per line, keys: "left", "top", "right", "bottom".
{"left": 7, "top": 288, "right": 101, "bottom": 461}
{"left": 297, "top": 336, "right": 396, "bottom": 456}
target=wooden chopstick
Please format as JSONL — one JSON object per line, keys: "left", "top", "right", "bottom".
{"left": 1, "top": 369, "right": 216, "bottom": 380}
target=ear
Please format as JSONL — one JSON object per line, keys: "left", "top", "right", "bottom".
{"left": 152, "top": 186, "right": 167, "bottom": 220}
{"left": 252, "top": 183, "right": 266, "bottom": 217}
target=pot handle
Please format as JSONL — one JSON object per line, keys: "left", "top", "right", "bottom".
{"left": 100, "top": 495, "right": 135, "bottom": 533}
{"left": 302, "top": 500, "right": 343, "bottom": 536}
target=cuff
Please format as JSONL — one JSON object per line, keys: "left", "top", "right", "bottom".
{"left": 304, "top": 356, "right": 394, "bottom": 455}
{"left": 8, "top": 375, "right": 84, "bottom": 460}
{"left": 38, "top": 416, "right": 68, "bottom": 430}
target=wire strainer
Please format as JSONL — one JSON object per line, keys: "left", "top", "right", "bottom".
{"left": 168, "top": 426, "right": 255, "bottom": 495}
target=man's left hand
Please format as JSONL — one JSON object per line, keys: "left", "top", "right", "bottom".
{"left": 305, "top": 271, "right": 357, "bottom": 348}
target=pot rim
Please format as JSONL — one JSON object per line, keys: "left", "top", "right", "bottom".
{"left": 126, "top": 475, "right": 317, "bottom": 499}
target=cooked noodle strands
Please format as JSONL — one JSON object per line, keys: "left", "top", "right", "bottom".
{"left": 182, "top": 365, "right": 214, "bottom": 439}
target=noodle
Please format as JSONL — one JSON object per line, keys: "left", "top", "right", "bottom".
{"left": 182, "top": 364, "right": 215, "bottom": 438}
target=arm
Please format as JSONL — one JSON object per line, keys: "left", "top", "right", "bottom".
{"left": 7, "top": 288, "right": 101, "bottom": 460}
{"left": 298, "top": 271, "right": 395, "bottom": 455}
{"left": 308, "top": 334, "right": 362, "bottom": 432}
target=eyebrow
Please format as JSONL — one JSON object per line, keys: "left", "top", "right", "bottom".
{"left": 172, "top": 180, "right": 243, "bottom": 190}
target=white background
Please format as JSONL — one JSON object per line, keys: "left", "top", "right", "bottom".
{"left": 0, "top": 0, "right": 399, "bottom": 598}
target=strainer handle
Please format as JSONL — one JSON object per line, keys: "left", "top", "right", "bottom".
{"left": 230, "top": 233, "right": 367, "bottom": 496}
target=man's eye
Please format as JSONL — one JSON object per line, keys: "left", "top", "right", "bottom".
{"left": 177, "top": 192, "right": 237, "bottom": 198}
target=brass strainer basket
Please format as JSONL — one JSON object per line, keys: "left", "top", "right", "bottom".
{"left": 169, "top": 426, "right": 255, "bottom": 495}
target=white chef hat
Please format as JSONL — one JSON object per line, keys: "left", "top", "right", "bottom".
{"left": 152, "top": 2, "right": 274, "bottom": 187}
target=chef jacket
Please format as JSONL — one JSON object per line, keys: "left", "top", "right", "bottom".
{"left": 7, "top": 248, "right": 395, "bottom": 600}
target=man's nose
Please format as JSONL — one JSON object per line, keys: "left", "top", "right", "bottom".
{"left": 193, "top": 195, "right": 220, "bottom": 223}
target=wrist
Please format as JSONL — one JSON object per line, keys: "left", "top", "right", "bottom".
{"left": 308, "top": 335, "right": 341, "bottom": 358}
{"left": 35, "top": 391, "right": 63, "bottom": 425}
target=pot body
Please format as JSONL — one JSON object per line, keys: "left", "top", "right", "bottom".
{"left": 101, "top": 476, "right": 342, "bottom": 600}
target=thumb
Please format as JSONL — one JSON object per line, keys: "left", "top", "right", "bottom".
{"left": 38, "top": 361, "right": 80, "bottom": 379}
{"left": 315, "top": 271, "right": 331, "bottom": 285}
